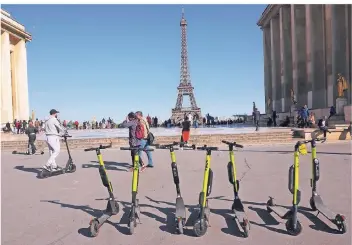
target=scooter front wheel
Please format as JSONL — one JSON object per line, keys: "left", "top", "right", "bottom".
{"left": 89, "top": 218, "right": 100, "bottom": 237}
{"left": 128, "top": 218, "right": 137, "bottom": 235}
{"left": 285, "top": 219, "right": 302, "bottom": 236}
{"left": 193, "top": 218, "right": 208, "bottom": 237}
{"left": 177, "top": 218, "right": 184, "bottom": 234}
{"left": 69, "top": 164, "right": 77, "bottom": 173}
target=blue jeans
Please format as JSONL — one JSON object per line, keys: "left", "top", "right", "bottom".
{"left": 139, "top": 139, "right": 154, "bottom": 166}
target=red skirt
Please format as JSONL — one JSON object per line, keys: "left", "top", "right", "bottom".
{"left": 182, "top": 130, "right": 190, "bottom": 142}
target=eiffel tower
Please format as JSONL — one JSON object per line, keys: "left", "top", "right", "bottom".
{"left": 170, "top": 8, "right": 202, "bottom": 124}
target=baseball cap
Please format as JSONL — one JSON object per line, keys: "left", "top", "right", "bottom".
{"left": 49, "top": 109, "right": 59, "bottom": 115}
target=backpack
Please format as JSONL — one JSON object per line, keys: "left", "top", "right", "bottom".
{"left": 318, "top": 119, "right": 323, "bottom": 127}
{"left": 135, "top": 121, "right": 145, "bottom": 140}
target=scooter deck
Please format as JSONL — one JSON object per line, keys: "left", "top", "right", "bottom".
{"left": 232, "top": 198, "right": 248, "bottom": 220}
{"left": 96, "top": 213, "right": 112, "bottom": 225}
{"left": 268, "top": 205, "right": 292, "bottom": 219}
{"left": 313, "top": 195, "right": 336, "bottom": 220}
{"left": 175, "top": 197, "right": 186, "bottom": 219}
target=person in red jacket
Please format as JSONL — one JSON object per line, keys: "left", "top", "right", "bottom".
{"left": 146, "top": 114, "right": 152, "bottom": 127}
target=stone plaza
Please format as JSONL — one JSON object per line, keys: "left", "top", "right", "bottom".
{"left": 2, "top": 142, "right": 351, "bottom": 245}
{"left": 258, "top": 5, "right": 352, "bottom": 118}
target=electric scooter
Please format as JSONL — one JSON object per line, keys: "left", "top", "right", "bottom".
{"left": 84, "top": 143, "right": 120, "bottom": 237}
{"left": 193, "top": 144, "right": 218, "bottom": 237}
{"left": 120, "top": 146, "right": 154, "bottom": 235}
{"left": 38, "top": 133, "right": 76, "bottom": 178}
{"left": 266, "top": 140, "right": 305, "bottom": 236}
{"left": 222, "top": 140, "right": 250, "bottom": 237}
{"left": 308, "top": 138, "right": 347, "bottom": 233}
{"left": 156, "top": 141, "right": 195, "bottom": 234}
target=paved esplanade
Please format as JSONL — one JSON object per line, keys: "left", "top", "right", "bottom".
{"left": 2, "top": 142, "right": 351, "bottom": 245}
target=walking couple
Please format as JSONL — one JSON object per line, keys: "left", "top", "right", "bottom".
{"left": 120, "top": 111, "right": 154, "bottom": 172}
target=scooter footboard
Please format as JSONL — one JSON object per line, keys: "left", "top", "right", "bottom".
{"left": 288, "top": 165, "right": 294, "bottom": 194}
{"left": 206, "top": 169, "right": 213, "bottom": 197}
{"left": 99, "top": 166, "right": 111, "bottom": 189}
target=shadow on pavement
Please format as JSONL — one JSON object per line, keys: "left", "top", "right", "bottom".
{"left": 210, "top": 208, "right": 245, "bottom": 237}
{"left": 209, "top": 196, "right": 342, "bottom": 234}
{"left": 144, "top": 196, "right": 200, "bottom": 237}
{"left": 82, "top": 161, "right": 130, "bottom": 172}
{"left": 14, "top": 165, "right": 42, "bottom": 175}
{"left": 41, "top": 200, "right": 131, "bottom": 236}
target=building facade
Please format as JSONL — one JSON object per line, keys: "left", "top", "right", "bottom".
{"left": 1, "top": 9, "right": 31, "bottom": 124}
{"left": 258, "top": 5, "right": 352, "bottom": 116}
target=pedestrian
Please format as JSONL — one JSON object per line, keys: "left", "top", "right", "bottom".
{"left": 254, "top": 108, "right": 260, "bottom": 131}
{"left": 136, "top": 111, "right": 154, "bottom": 168}
{"left": 43, "top": 109, "right": 66, "bottom": 171}
{"left": 317, "top": 116, "right": 331, "bottom": 140}
{"left": 120, "top": 112, "right": 146, "bottom": 172}
{"left": 328, "top": 106, "right": 336, "bottom": 119}
{"left": 180, "top": 116, "right": 191, "bottom": 147}
{"left": 25, "top": 121, "right": 38, "bottom": 154}
{"left": 272, "top": 110, "right": 277, "bottom": 127}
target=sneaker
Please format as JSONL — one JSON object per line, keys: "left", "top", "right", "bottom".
{"left": 42, "top": 165, "right": 51, "bottom": 172}
{"left": 146, "top": 165, "right": 154, "bottom": 168}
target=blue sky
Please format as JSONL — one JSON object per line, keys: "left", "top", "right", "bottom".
{"left": 3, "top": 4, "right": 266, "bottom": 122}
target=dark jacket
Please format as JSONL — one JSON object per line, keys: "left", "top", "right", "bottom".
{"left": 120, "top": 119, "right": 141, "bottom": 147}
{"left": 25, "top": 126, "right": 38, "bottom": 141}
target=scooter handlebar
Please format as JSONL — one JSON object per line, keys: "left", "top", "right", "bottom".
{"left": 120, "top": 147, "right": 154, "bottom": 152}
{"left": 84, "top": 144, "right": 112, "bottom": 152}
{"left": 196, "top": 146, "right": 219, "bottom": 151}
{"left": 221, "top": 140, "right": 244, "bottom": 148}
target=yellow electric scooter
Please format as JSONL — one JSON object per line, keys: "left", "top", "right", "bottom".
{"left": 193, "top": 145, "right": 218, "bottom": 237}
{"left": 308, "top": 138, "right": 347, "bottom": 233}
{"left": 222, "top": 140, "right": 250, "bottom": 237}
{"left": 120, "top": 146, "right": 154, "bottom": 235}
{"left": 156, "top": 141, "right": 195, "bottom": 234}
{"left": 84, "top": 143, "right": 119, "bottom": 237}
{"left": 266, "top": 141, "right": 306, "bottom": 236}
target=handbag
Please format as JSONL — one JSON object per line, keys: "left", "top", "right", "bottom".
{"left": 147, "top": 132, "right": 155, "bottom": 145}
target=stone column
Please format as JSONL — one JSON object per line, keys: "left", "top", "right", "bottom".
{"left": 1, "top": 32, "right": 13, "bottom": 124}
{"left": 13, "top": 40, "right": 30, "bottom": 121}
{"left": 305, "top": 5, "right": 313, "bottom": 108}
{"left": 279, "top": 5, "right": 292, "bottom": 113}
{"left": 309, "top": 5, "right": 326, "bottom": 109}
{"left": 346, "top": 4, "right": 352, "bottom": 104}
{"left": 325, "top": 5, "right": 333, "bottom": 106}
{"left": 291, "top": 5, "right": 307, "bottom": 107}
{"left": 263, "top": 26, "right": 272, "bottom": 114}
{"left": 331, "top": 4, "right": 348, "bottom": 106}
{"left": 270, "top": 15, "right": 281, "bottom": 112}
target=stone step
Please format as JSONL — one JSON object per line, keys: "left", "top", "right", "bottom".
{"left": 1, "top": 132, "right": 293, "bottom": 152}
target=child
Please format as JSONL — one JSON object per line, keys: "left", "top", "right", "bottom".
{"left": 180, "top": 117, "right": 191, "bottom": 147}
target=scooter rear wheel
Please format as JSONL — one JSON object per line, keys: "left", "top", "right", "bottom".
{"left": 38, "top": 170, "right": 50, "bottom": 179}
{"left": 266, "top": 199, "right": 274, "bottom": 213}
{"left": 193, "top": 218, "right": 208, "bottom": 237}
{"left": 89, "top": 219, "right": 100, "bottom": 237}
{"left": 285, "top": 219, "right": 302, "bottom": 236}
{"left": 242, "top": 218, "right": 250, "bottom": 238}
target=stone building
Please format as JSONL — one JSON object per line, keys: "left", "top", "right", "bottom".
{"left": 1, "top": 9, "right": 31, "bottom": 124}
{"left": 257, "top": 5, "right": 352, "bottom": 117}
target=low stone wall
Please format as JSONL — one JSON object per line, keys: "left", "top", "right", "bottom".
{"left": 292, "top": 128, "right": 351, "bottom": 140}
{"left": 1, "top": 131, "right": 293, "bottom": 152}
